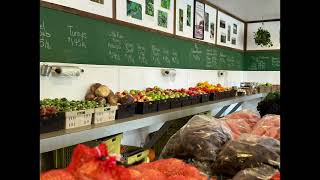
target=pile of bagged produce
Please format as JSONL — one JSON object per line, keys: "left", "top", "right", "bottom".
{"left": 40, "top": 143, "right": 213, "bottom": 180}
{"left": 161, "top": 109, "right": 280, "bottom": 179}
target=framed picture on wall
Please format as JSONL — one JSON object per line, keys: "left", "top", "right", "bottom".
{"left": 210, "top": 22, "right": 215, "bottom": 40}
{"left": 158, "top": 10, "right": 168, "bottom": 28}
{"left": 205, "top": 12, "right": 209, "bottom": 32}
{"left": 231, "top": 37, "right": 236, "bottom": 45}
{"left": 221, "top": 33, "right": 226, "bottom": 43}
{"left": 220, "top": 20, "right": 225, "bottom": 28}
{"left": 187, "top": 5, "right": 191, "bottom": 27}
{"left": 193, "top": 0, "right": 205, "bottom": 40}
{"left": 233, "top": 24, "right": 237, "bottom": 34}
{"left": 179, "top": 9, "right": 183, "bottom": 31}
{"left": 127, "top": 0, "right": 142, "bottom": 20}
{"left": 227, "top": 25, "right": 231, "bottom": 41}
{"left": 145, "top": 0, "right": 154, "bottom": 16}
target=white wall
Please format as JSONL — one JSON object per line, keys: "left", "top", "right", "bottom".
{"left": 247, "top": 21, "right": 280, "bottom": 50}
{"left": 217, "top": 11, "right": 245, "bottom": 50}
{"left": 40, "top": 62, "right": 249, "bottom": 100}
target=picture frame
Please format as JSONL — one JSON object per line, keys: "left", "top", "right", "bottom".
{"left": 220, "top": 20, "right": 225, "bottom": 29}
{"left": 193, "top": 0, "right": 205, "bottom": 40}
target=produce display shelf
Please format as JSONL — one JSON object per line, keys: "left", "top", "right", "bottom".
{"left": 40, "top": 93, "right": 266, "bottom": 153}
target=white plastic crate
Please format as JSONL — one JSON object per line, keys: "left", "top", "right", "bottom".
{"left": 65, "top": 109, "right": 94, "bottom": 129}
{"left": 93, "top": 106, "right": 118, "bottom": 124}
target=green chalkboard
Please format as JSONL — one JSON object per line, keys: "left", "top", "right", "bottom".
{"left": 40, "top": 6, "right": 243, "bottom": 70}
{"left": 243, "top": 51, "right": 280, "bottom": 71}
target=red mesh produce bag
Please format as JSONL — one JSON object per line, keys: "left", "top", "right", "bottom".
{"left": 40, "top": 169, "right": 76, "bottom": 180}
{"left": 167, "top": 175, "right": 207, "bottom": 180}
{"left": 224, "top": 109, "right": 260, "bottom": 128}
{"left": 222, "top": 118, "right": 252, "bottom": 139}
{"left": 139, "top": 169, "right": 167, "bottom": 180}
{"left": 270, "top": 172, "right": 280, "bottom": 180}
{"left": 131, "top": 158, "right": 207, "bottom": 180}
{"left": 66, "top": 143, "right": 131, "bottom": 180}
{"left": 251, "top": 115, "right": 280, "bottom": 140}
{"left": 128, "top": 169, "right": 142, "bottom": 180}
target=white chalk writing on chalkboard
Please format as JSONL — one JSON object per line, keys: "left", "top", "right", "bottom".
{"left": 162, "top": 49, "right": 170, "bottom": 64}
{"left": 40, "top": 21, "right": 52, "bottom": 50}
{"left": 190, "top": 44, "right": 202, "bottom": 61}
{"left": 137, "top": 44, "right": 147, "bottom": 65}
{"left": 67, "top": 25, "right": 87, "bottom": 48}
{"left": 205, "top": 49, "right": 218, "bottom": 68}
{"left": 271, "top": 57, "right": 280, "bottom": 68}
{"left": 151, "top": 45, "right": 161, "bottom": 65}
{"left": 257, "top": 60, "right": 266, "bottom": 70}
{"left": 107, "top": 31, "right": 124, "bottom": 62}
{"left": 171, "top": 51, "right": 179, "bottom": 65}
{"left": 124, "top": 42, "right": 135, "bottom": 63}
{"left": 219, "top": 52, "right": 228, "bottom": 67}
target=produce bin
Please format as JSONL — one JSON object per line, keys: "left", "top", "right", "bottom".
{"left": 53, "top": 145, "right": 76, "bottom": 169}
{"left": 64, "top": 109, "right": 94, "bottom": 129}
{"left": 116, "top": 103, "right": 136, "bottom": 119}
{"left": 120, "top": 146, "right": 149, "bottom": 166}
{"left": 135, "top": 101, "right": 158, "bottom": 114}
{"left": 214, "top": 92, "right": 226, "bottom": 100}
{"left": 190, "top": 95, "right": 201, "bottom": 105}
{"left": 209, "top": 93, "right": 215, "bottom": 101}
{"left": 98, "top": 133, "right": 123, "bottom": 155}
{"left": 157, "top": 99, "right": 171, "bottom": 111}
{"left": 200, "top": 94, "right": 209, "bottom": 103}
{"left": 93, "top": 106, "right": 118, "bottom": 124}
{"left": 181, "top": 96, "right": 192, "bottom": 107}
{"left": 170, "top": 98, "right": 182, "bottom": 108}
{"left": 237, "top": 91, "right": 245, "bottom": 96}
{"left": 40, "top": 112, "right": 65, "bottom": 134}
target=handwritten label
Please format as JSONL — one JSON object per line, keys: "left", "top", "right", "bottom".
{"left": 124, "top": 42, "right": 134, "bottom": 63}
{"left": 40, "top": 21, "right": 52, "bottom": 50}
{"left": 67, "top": 25, "right": 87, "bottom": 48}
{"left": 151, "top": 45, "right": 161, "bottom": 65}
{"left": 162, "top": 49, "right": 170, "bottom": 64}
{"left": 137, "top": 44, "right": 147, "bottom": 65}
{"left": 190, "top": 44, "right": 202, "bottom": 61}
{"left": 171, "top": 51, "right": 179, "bottom": 65}
{"left": 205, "top": 49, "right": 218, "bottom": 68}
{"left": 271, "top": 57, "right": 280, "bottom": 68}
{"left": 257, "top": 60, "right": 266, "bottom": 70}
{"left": 107, "top": 31, "right": 123, "bottom": 62}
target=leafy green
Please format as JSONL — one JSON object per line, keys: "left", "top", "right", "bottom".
{"left": 40, "top": 98, "right": 103, "bottom": 112}
{"left": 254, "top": 27, "right": 273, "bottom": 47}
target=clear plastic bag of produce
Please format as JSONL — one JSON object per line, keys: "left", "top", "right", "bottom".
{"left": 221, "top": 118, "right": 252, "bottom": 139}
{"left": 160, "top": 115, "right": 233, "bottom": 162}
{"left": 232, "top": 164, "right": 279, "bottom": 180}
{"left": 224, "top": 109, "right": 261, "bottom": 128}
{"left": 212, "top": 134, "right": 280, "bottom": 177}
{"left": 251, "top": 114, "right": 280, "bottom": 140}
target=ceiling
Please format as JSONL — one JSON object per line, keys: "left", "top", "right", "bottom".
{"left": 207, "top": 0, "right": 280, "bottom": 22}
